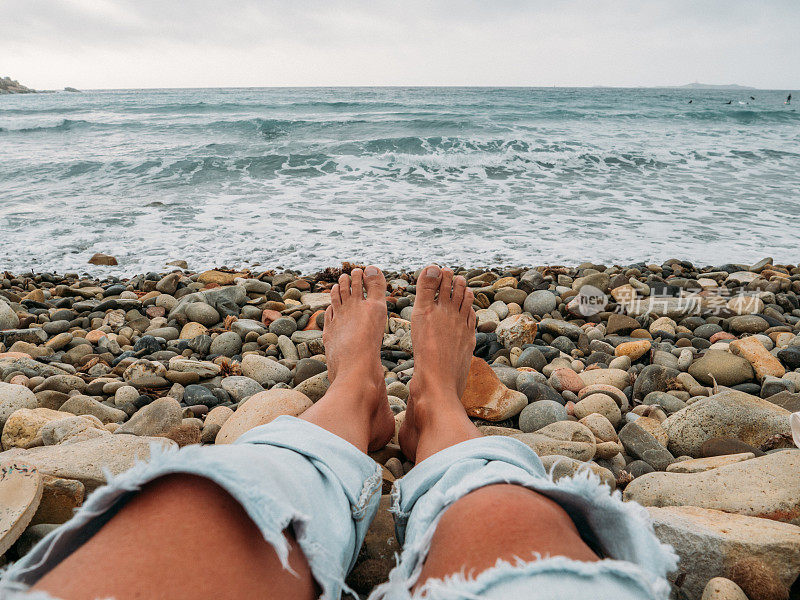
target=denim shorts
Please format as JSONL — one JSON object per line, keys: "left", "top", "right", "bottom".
{"left": 1, "top": 416, "right": 677, "bottom": 599}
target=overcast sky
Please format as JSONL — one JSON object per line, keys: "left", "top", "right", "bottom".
{"left": 3, "top": 0, "right": 799, "bottom": 89}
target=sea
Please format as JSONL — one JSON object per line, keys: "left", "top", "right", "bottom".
{"left": 1, "top": 87, "right": 798, "bottom": 275}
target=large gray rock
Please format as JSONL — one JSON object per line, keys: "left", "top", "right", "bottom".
{"left": 624, "top": 450, "right": 800, "bottom": 525}
{"left": 663, "top": 390, "right": 791, "bottom": 457}
{"left": 0, "top": 434, "right": 176, "bottom": 492}
{"left": 220, "top": 376, "right": 263, "bottom": 402}
{"left": 184, "top": 302, "right": 220, "bottom": 327}
{"left": 618, "top": 421, "right": 675, "bottom": 471}
{"left": 240, "top": 354, "right": 292, "bottom": 385}
{"left": 115, "top": 398, "right": 183, "bottom": 437}
{"left": 209, "top": 331, "right": 243, "bottom": 357}
{"left": 0, "top": 357, "right": 70, "bottom": 380}
{"left": 649, "top": 506, "right": 800, "bottom": 600}
{"left": 518, "top": 401, "right": 567, "bottom": 433}
{"left": 0, "top": 300, "right": 20, "bottom": 330}
{"left": 688, "top": 350, "right": 754, "bottom": 387}
{"left": 34, "top": 375, "right": 87, "bottom": 395}
{"left": 0, "top": 329, "right": 47, "bottom": 345}
{"left": 59, "top": 395, "right": 127, "bottom": 424}
{"left": 0, "top": 382, "right": 38, "bottom": 431}
{"left": 523, "top": 291, "right": 557, "bottom": 316}
{"left": 515, "top": 347, "right": 546, "bottom": 371}
{"left": 537, "top": 318, "right": 584, "bottom": 340}
{"left": 230, "top": 319, "right": 266, "bottom": 338}
{"left": 294, "top": 371, "right": 330, "bottom": 402}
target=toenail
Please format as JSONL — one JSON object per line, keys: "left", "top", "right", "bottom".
{"left": 365, "top": 266, "right": 379, "bottom": 276}
{"left": 425, "top": 266, "right": 440, "bottom": 278}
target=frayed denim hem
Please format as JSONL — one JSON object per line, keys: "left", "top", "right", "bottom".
{"left": 1, "top": 416, "right": 382, "bottom": 600}
{"left": 413, "top": 556, "right": 673, "bottom": 600}
{"left": 371, "top": 437, "right": 677, "bottom": 600}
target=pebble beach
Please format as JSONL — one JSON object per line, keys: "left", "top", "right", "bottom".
{"left": 0, "top": 258, "right": 799, "bottom": 599}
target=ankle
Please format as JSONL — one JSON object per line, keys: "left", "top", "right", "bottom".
{"left": 408, "top": 376, "right": 461, "bottom": 407}
{"left": 325, "top": 371, "right": 385, "bottom": 406}
{"left": 408, "top": 389, "right": 464, "bottom": 427}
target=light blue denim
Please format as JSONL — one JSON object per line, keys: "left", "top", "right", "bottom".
{"left": 1, "top": 416, "right": 383, "bottom": 600}
{"left": 1, "top": 416, "right": 677, "bottom": 600}
{"left": 371, "top": 436, "right": 677, "bottom": 599}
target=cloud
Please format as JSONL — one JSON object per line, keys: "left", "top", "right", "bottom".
{"left": 1, "top": 0, "right": 798, "bottom": 89}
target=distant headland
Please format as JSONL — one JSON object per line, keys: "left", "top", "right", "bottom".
{"left": 0, "top": 76, "right": 80, "bottom": 94}
{"left": 675, "top": 82, "right": 757, "bottom": 90}
{"left": 0, "top": 76, "right": 37, "bottom": 94}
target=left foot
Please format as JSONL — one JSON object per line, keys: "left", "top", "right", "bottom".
{"left": 322, "top": 267, "right": 394, "bottom": 451}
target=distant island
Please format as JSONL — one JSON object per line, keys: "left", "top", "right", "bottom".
{"left": 0, "top": 76, "right": 36, "bottom": 94}
{"left": 0, "top": 77, "right": 81, "bottom": 94}
{"left": 676, "top": 82, "right": 756, "bottom": 90}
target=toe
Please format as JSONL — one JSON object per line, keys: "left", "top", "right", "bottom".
{"left": 364, "top": 265, "right": 387, "bottom": 300}
{"left": 331, "top": 284, "right": 342, "bottom": 309}
{"left": 338, "top": 273, "right": 351, "bottom": 301}
{"left": 324, "top": 305, "right": 334, "bottom": 327}
{"left": 415, "top": 265, "right": 441, "bottom": 308}
{"left": 461, "top": 287, "right": 475, "bottom": 316}
{"left": 467, "top": 303, "right": 477, "bottom": 329}
{"left": 452, "top": 275, "right": 466, "bottom": 308}
{"left": 438, "top": 268, "right": 454, "bottom": 302}
{"left": 351, "top": 268, "right": 364, "bottom": 300}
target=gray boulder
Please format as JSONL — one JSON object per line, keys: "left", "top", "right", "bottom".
{"left": 663, "top": 390, "right": 791, "bottom": 457}
{"left": 649, "top": 506, "right": 800, "bottom": 600}
{"left": 624, "top": 450, "right": 800, "bottom": 525}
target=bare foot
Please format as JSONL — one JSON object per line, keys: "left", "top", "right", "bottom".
{"left": 318, "top": 267, "right": 394, "bottom": 452}
{"left": 399, "top": 265, "right": 480, "bottom": 462}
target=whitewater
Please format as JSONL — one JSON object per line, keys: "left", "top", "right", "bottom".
{"left": 1, "top": 86, "right": 798, "bottom": 274}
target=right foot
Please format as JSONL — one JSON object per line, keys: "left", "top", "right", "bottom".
{"left": 399, "top": 265, "right": 477, "bottom": 461}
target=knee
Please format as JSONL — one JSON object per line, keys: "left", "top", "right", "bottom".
{"left": 441, "top": 484, "right": 574, "bottom": 532}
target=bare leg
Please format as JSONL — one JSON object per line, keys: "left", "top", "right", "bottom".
{"left": 299, "top": 266, "right": 395, "bottom": 452}
{"left": 35, "top": 267, "right": 394, "bottom": 599}
{"left": 399, "top": 265, "right": 480, "bottom": 463}
{"left": 399, "top": 265, "right": 598, "bottom": 590}
{"left": 34, "top": 474, "right": 319, "bottom": 600}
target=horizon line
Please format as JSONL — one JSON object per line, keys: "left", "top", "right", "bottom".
{"left": 14, "top": 84, "right": 800, "bottom": 92}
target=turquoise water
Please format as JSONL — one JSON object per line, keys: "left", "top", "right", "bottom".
{"left": 1, "top": 87, "right": 798, "bottom": 273}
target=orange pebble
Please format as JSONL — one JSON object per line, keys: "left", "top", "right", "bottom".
{"left": 85, "top": 330, "right": 107, "bottom": 343}
{"left": 709, "top": 331, "right": 737, "bottom": 343}
{"left": 304, "top": 310, "right": 325, "bottom": 330}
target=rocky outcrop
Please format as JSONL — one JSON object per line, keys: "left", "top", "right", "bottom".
{"left": 0, "top": 77, "right": 37, "bottom": 94}
{"left": 649, "top": 506, "right": 800, "bottom": 600}
{"left": 662, "top": 390, "right": 791, "bottom": 457}
{"left": 624, "top": 450, "right": 800, "bottom": 525}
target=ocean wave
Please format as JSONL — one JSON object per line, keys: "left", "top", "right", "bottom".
{"left": 678, "top": 109, "right": 799, "bottom": 123}
{"left": 113, "top": 100, "right": 413, "bottom": 114}
{"left": 3, "top": 107, "right": 796, "bottom": 139}
{"left": 0, "top": 106, "right": 90, "bottom": 116}
{"left": 6, "top": 138, "right": 794, "bottom": 187}
{"left": 0, "top": 119, "right": 93, "bottom": 133}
